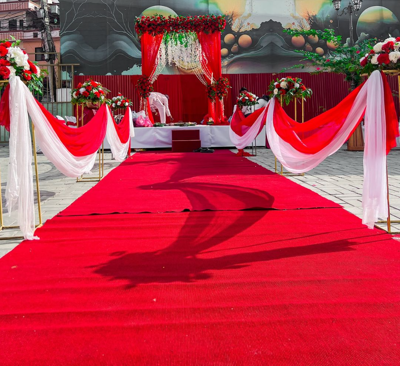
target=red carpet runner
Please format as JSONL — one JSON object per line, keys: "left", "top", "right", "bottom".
{"left": 0, "top": 151, "right": 399, "bottom": 365}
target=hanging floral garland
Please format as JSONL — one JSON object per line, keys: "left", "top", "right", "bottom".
{"left": 268, "top": 76, "right": 312, "bottom": 106}
{"left": 135, "top": 15, "right": 226, "bottom": 37}
{"left": 136, "top": 76, "right": 154, "bottom": 99}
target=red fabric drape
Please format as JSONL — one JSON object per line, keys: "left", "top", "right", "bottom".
{"left": 141, "top": 33, "right": 163, "bottom": 121}
{"left": 0, "top": 84, "right": 10, "bottom": 131}
{"left": 197, "top": 31, "right": 225, "bottom": 124}
{"left": 110, "top": 106, "right": 131, "bottom": 144}
{"left": 35, "top": 102, "right": 108, "bottom": 156}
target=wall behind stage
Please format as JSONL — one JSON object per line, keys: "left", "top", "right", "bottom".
{"left": 61, "top": 0, "right": 400, "bottom": 76}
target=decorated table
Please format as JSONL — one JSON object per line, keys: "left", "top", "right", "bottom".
{"left": 104, "top": 125, "right": 266, "bottom": 149}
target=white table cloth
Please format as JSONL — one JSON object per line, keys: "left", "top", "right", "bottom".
{"left": 104, "top": 125, "right": 267, "bottom": 149}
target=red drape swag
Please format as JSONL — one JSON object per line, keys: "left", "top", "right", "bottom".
{"left": 231, "top": 74, "right": 399, "bottom": 155}
{"left": 197, "top": 31, "right": 226, "bottom": 124}
{"left": 110, "top": 106, "right": 130, "bottom": 143}
{"left": 141, "top": 32, "right": 163, "bottom": 122}
{"left": 36, "top": 102, "right": 108, "bottom": 156}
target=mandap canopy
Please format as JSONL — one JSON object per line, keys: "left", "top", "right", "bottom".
{"left": 135, "top": 15, "right": 228, "bottom": 124}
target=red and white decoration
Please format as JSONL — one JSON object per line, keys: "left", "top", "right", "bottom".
{"left": 230, "top": 70, "right": 399, "bottom": 229}
{"left": 3, "top": 76, "right": 134, "bottom": 239}
{"left": 360, "top": 37, "right": 400, "bottom": 67}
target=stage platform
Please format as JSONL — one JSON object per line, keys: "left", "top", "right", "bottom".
{"left": 104, "top": 125, "right": 267, "bottom": 149}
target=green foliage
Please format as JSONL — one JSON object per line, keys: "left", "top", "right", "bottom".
{"left": 282, "top": 29, "right": 376, "bottom": 88}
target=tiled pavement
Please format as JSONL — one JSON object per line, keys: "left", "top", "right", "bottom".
{"left": 0, "top": 146, "right": 399, "bottom": 258}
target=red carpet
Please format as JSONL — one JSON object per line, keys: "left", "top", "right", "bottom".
{"left": 1, "top": 150, "right": 399, "bottom": 365}
{"left": 60, "top": 151, "right": 338, "bottom": 216}
{"left": 0, "top": 209, "right": 399, "bottom": 365}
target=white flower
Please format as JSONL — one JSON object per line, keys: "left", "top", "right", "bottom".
{"left": 373, "top": 42, "right": 384, "bottom": 53}
{"left": 125, "top": 102, "right": 128, "bottom": 106}
{"left": 112, "top": 103, "right": 116, "bottom": 107}
{"left": 79, "top": 88, "right": 86, "bottom": 94}
{"left": 294, "top": 83, "right": 299, "bottom": 88}
{"left": 384, "top": 37, "right": 396, "bottom": 43}
{"left": 280, "top": 81, "right": 288, "bottom": 89}
{"left": 371, "top": 54, "right": 379, "bottom": 65}
{"left": 274, "top": 82, "right": 279, "bottom": 87}
{"left": 389, "top": 51, "right": 400, "bottom": 63}
{"left": 7, "top": 47, "right": 29, "bottom": 69}
{"left": 101, "top": 95, "right": 105, "bottom": 100}
{"left": 73, "top": 91, "right": 78, "bottom": 98}
{"left": 117, "top": 101, "right": 121, "bottom": 105}
{"left": 7, "top": 66, "right": 16, "bottom": 77}
{"left": 273, "top": 88, "right": 279, "bottom": 95}
{"left": 280, "top": 78, "right": 285, "bottom": 81}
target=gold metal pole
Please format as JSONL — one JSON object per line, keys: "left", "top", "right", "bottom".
{"left": 302, "top": 98, "right": 305, "bottom": 123}
{"left": 274, "top": 157, "right": 277, "bottom": 173}
{"left": 75, "top": 104, "right": 78, "bottom": 126}
{"left": 31, "top": 124, "right": 43, "bottom": 226}
{"left": 294, "top": 97, "right": 297, "bottom": 122}
{"left": 81, "top": 104, "right": 84, "bottom": 128}
{"left": 386, "top": 162, "right": 391, "bottom": 233}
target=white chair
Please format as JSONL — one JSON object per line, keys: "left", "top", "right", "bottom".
{"left": 65, "top": 116, "right": 77, "bottom": 128}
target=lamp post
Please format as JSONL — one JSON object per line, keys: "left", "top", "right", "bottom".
{"left": 332, "top": 0, "right": 363, "bottom": 47}
{"left": 332, "top": 0, "right": 364, "bottom": 150}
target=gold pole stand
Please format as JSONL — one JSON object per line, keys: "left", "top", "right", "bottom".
{"left": 0, "top": 123, "right": 43, "bottom": 240}
{"left": 75, "top": 103, "right": 105, "bottom": 183}
{"left": 275, "top": 96, "right": 305, "bottom": 177}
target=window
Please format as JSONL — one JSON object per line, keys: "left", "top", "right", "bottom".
{"left": 33, "top": 32, "right": 38, "bottom": 38}
{"left": 19, "top": 20, "right": 24, "bottom": 29}
{"left": 9, "top": 19, "right": 17, "bottom": 30}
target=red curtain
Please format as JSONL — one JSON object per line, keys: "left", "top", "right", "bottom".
{"left": 197, "top": 31, "right": 225, "bottom": 124}
{"left": 141, "top": 32, "right": 163, "bottom": 120}
{"left": 0, "top": 84, "right": 10, "bottom": 131}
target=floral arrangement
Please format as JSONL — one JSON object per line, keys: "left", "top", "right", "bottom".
{"left": 135, "top": 15, "right": 226, "bottom": 37}
{"left": 360, "top": 37, "right": 400, "bottom": 71}
{"left": 71, "top": 80, "right": 109, "bottom": 105}
{"left": 237, "top": 90, "right": 258, "bottom": 108}
{"left": 268, "top": 76, "right": 312, "bottom": 105}
{"left": 0, "top": 38, "right": 44, "bottom": 95}
{"left": 206, "top": 78, "right": 230, "bottom": 101}
{"left": 136, "top": 76, "right": 154, "bottom": 99}
{"left": 107, "top": 93, "right": 132, "bottom": 111}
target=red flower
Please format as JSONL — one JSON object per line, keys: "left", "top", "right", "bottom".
{"left": 356, "top": 50, "right": 360, "bottom": 54}
{"left": 0, "top": 41, "right": 11, "bottom": 48}
{"left": 0, "top": 66, "right": 10, "bottom": 79}
{"left": 77, "top": 83, "right": 82, "bottom": 88}
{"left": 91, "top": 81, "right": 98, "bottom": 87}
{"left": 382, "top": 41, "right": 394, "bottom": 53}
{"left": 396, "top": 37, "right": 400, "bottom": 42}
{"left": 281, "top": 90, "right": 287, "bottom": 95}
{"left": 377, "top": 53, "right": 390, "bottom": 65}
{"left": 326, "top": 59, "right": 330, "bottom": 62}
{"left": 94, "top": 91, "right": 100, "bottom": 98}
{"left": 28, "top": 60, "right": 38, "bottom": 74}
{"left": 99, "top": 89, "right": 105, "bottom": 95}
{"left": 360, "top": 57, "right": 368, "bottom": 67}
{"left": 0, "top": 46, "right": 8, "bottom": 57}
{"left": 82, "top": 91, "right": 90, "bottom": 97}
{"left": 301, "top": 85, "right": 306, "bottom": 91}
{"left": 0, "top": 59, "right": 10, "bottom": 66}
{"left": 23, "top": 70, "right": 32, "bottom": 81}
{"left": 316, "top": 67, "right": 321, "bottom": 70}
{"left": 86, "top": 85, "right": 92, "bottom": 91}
{"left": 75, "top": 90, "right": 80, "bottom": 96}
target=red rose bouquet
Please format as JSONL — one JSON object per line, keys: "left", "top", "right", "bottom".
{"left": 0, "top": 37, "right": 44, "bottom": 95}
{"left": 107, "top": 93, "right": 133, "bottom": 111}
{"left": 71, "top": 79, "right": 110, "bottom": 105}
{"left": 360, "top": 37, "right": 400, "bottom": 71}
{"left": 136, "top": 76, "right": 154, "bottom": 99}
{"left": 237, "top": 90, "right": 258, "bottom": 108}
{"left": 268, "top": 76, "right": 312, "bottom": 105}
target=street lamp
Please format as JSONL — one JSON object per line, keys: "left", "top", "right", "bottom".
{"left": 332, "top": 0, "right": 363, "bottom": 46}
